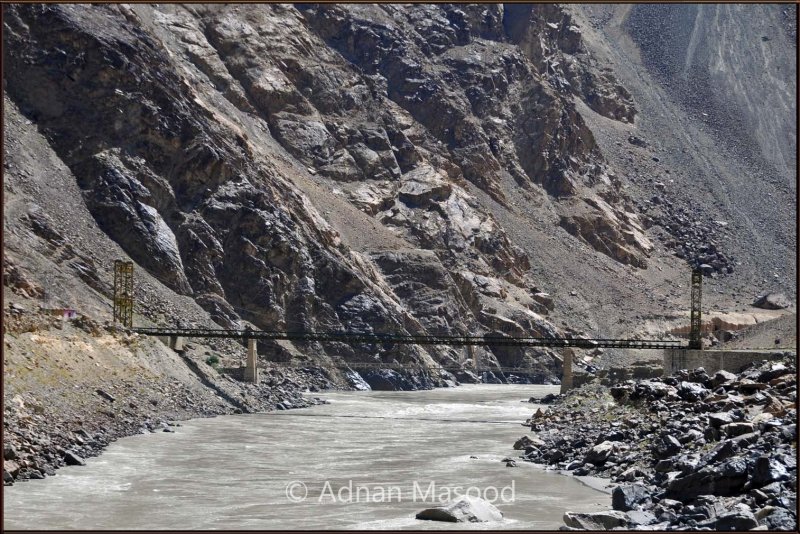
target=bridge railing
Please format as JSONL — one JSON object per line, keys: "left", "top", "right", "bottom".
{"left": 132, "top": 327, "right": 684, "bottom": 350}
{"left": 240, "top": 360, "right": 553, "bottom": 374}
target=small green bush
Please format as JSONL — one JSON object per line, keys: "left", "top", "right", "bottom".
{"left": 205, "top": 354, "right": 220, "bottom": 367}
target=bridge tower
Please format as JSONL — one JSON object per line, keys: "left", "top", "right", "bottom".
{"left": 688, "top": 268, "right": 703, "bottom": 350}
{"left": 113, "top": 260, "right": 134, "bottom": 328}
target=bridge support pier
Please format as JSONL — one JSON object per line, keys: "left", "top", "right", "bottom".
{"left": 560, "top": 348, "right": 574, "bottom": 394}
{"left": 169, "top": 336, "right": 185, "bottom": 352}
{"left": 244, "top": 338, "right": 259, "bottom": 384}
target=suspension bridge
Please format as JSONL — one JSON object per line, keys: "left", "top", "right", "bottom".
{"left": 130, "top": 327, "right": 684, "bottom": 350}
{"left": 113, "top": 260, "right": 704, "bottom": 386}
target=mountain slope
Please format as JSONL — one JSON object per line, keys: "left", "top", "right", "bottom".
{"left": 3, "top": 3, "right": 796, "bottom": 389}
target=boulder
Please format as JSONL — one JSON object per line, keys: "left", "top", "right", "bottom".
{"left": 708, "top": 412, "right": 734, "bottom": 428}
{"left": 652, "top": 434, "right": 682, "bottom": 459}
{"left": 750, "top": 456, "right": 789, "bottom": 488}
{"left": 678, "top": 428, "right": 704, "bottom": 445}
{"left": 678, "top": 381, "right": 709, "bottom": 401}
{"left": 4, "top": 460, "right": 20, "bottom": 478}
{"left": 627, "top": 509, "right": 657, "bottom": 526}
{"left": 3, "top": 444, "right": 18, "bottom": 460}
{"left": 585, "top": 440, "right": 617, "bottom": 465}
{"left": 758, "top": 363, "right": 791, "bottom": 382}
{"left": 688, "top": 367, "right": 710, "bottom": 384}
{"left": 618, "top": 467, "right": 646, "bottom": 482}
{"left": 722, "top": 422, "right": 755, "bottom": 437}
{"left": 563, "top": 510, "right": 629, "bottom": 530}
{"left": 710, "top": 511, "right": 759, "bottom": 530}
{"left": 535, "top": 393, "right": 561, "bottom": 404}
{"left": 349, "top": 184, "right": 394, "bottom": 215}
{"left": 397, "top": 165, "right": 452, "bottom": 207}
{"left": 565, "top": 460, "right": 584, "bottom": 471}
{"left": 752, "top": 293, "right": 791, "bottom": 310}
{"left": 359, "top": 369, "right": 417, "bottom": 391}
{"left": 415, "top": 496, "right": 503, "bottom": 523}
{"left": 730, "top": 431, "right": 760, "bottom": 447}
{"left": 761, "top": 507, "right": 797, "bottom": 530}
{"left": 598, "top": 430, "right": 626, "bottom": 443}
{"left": 738, "top": 379, "right": 768, "bottom": 393}
{"left": 666, "top": 457, "right": 749, "bottom": 501}
{"left": 612, "top": 483, "right": 649, "bottom": 511}
{"left": 711, "top": 370, "right": 737, "bottom": 388}
{"left": 22, "top": 468, "right": 44, "bottom": 480}
{"left": 514, "top": 435, "right": 545, "bottom": 450}
{"left": 63, "top": 451, "right": 86, "bottom": 466}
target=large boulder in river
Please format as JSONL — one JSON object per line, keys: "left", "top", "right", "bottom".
{"left": 752, "top": 292, "right": 791, "bottom": 310}
{"left": 358, "top": 369, "right": 416, "bottom": 391}
{"left": 416, "top": 496, "right": 503, "bottom": 523}
{"left": 563, "top": 510, "right": 629, "bottom": 530}
{"left": 513, "top": 435, "right": 546, "bottom": 450}
{"left": 63, "top": 451, "right": 86, "bottom": 466}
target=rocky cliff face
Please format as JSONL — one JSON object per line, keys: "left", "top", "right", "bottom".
{"left": 3, "top": 4, "right": 796, "bottom": 388}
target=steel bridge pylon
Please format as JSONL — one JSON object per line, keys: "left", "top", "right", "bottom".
{"left": 113, "top": 260, "right": 134, "bottom": 328}
{"left": 689, "top": 269, "right": 703, "bottom": 350}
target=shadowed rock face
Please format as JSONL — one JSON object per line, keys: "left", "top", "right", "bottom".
{"left": 4, "top": 6, "right": 642, "bottom": 386}
{"left": 5, "top": 4, "right": 790, "bottom": 386}
{"left": 1, "top": 4, "right": 447, "bottom": 386}
{"left": 297, "top": 4, "right": 630, "bottom": 201}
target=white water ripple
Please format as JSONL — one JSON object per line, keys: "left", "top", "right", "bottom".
{"left": 4, "top": 384, "right": 608, "bottom": 530}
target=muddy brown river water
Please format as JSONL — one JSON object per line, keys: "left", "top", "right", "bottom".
{"left": 3, "top": 384, "right": 608, "bottom": 529}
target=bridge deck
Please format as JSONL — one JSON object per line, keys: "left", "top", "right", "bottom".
{"left": 254, "top": 360, "right": 562, "bottom": 374}
{"left": 133, "top": 327, "right": 683, "bottom": 350}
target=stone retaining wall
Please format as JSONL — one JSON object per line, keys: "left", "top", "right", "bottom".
{"left": 663, "top": 349, "right": 794, "bottom": 375}
{"left": 572, "top": 364, "right": 664, "bottom": 388}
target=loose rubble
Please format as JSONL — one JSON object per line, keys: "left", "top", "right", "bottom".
{"left": 514, "top": 358, "right": 797, "bottom": 530}
{"left": 646, "top": 201, "right": 736, "bottom": 277}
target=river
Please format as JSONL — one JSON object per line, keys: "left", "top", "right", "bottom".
{"left": 3, "top": 384, "right": 608, "bottom": 530}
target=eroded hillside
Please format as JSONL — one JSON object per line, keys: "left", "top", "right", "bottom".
{"left": 3, "top": 4, "right": 796, "bottom": 389}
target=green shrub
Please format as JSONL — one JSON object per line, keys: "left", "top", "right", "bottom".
{"left": 205, "top": 354, "right": 220, "bottom": 367}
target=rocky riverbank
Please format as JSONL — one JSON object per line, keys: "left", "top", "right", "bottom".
{"left": 3, "top": 376, "right": 329, "bottom": 487}
{"left": 2, "top": 305, "right": 331, "bottom": 487}
{"left": 514, "top": 357, "right": 797, "bottom": 530}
